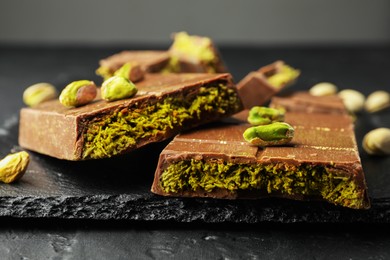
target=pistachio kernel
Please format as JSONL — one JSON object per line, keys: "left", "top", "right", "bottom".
{"left": 364, "top": 90, "right": 390, "bottom": 113}
{"left": 248, "top": 106, "right": 285, "bottom": 126}
{"left": 0, "top": 151, "right": 30, "bottom": 184}
{"left": 309, "top": 82, "right": 338, "bottom": 96}
{"left": 243, "top": 122, "right": 295, "bottom": 147}
{"left": 96, "top": 66, "right": 113, "bottom": 81}
{"left": 338, "top": 89, "right": 366, "bottom": 113}
{"left": 59, "top": 80, "right": 97, "bottom": 107}
{"left": 23, "top": 82, "right": 57, "bottom": 107}
{"left": 362, "top": 128, "right": 390, "bottom": 155}
{"left": 114, "top": 62, "right": 145, "bottom": 83}
{"left": 101, "top": 76, "right": 138, "bottom": 102}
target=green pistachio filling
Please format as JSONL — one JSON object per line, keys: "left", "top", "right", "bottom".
{"left": 267, "top": 65, "right": 300, "bottom": 88}
{"left": 160, "top": 160, "right": 365, "bottom": 209}
{"left": 165, "top": 32, "right": 218, "bottom": 73}
{"left": 82, "top": 84, "right": 240, "bottom": 159}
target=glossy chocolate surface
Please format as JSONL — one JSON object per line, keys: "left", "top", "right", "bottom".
{"left": 152, "top": 95, "right": 369, "bottom": 208}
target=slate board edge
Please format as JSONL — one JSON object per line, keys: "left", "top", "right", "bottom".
{"left": 0, "top": 195, "right": 389, "bottom": 223}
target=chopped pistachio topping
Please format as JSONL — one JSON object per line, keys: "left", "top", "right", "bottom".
{"left": 267, "top": 65, "right": 300, "bottom": 88}
{"left": 160, "top": 160, "right": 366, "bottom": 209}
{"left": 82, "top": 84, "right": 240, "bottom": 159}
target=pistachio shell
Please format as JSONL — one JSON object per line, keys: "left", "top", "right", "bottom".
{"left": 309, "top": 82, "right": 338, "bottom": 96}
{"left": 364, "top": 90, "right": 390, "bottom": 113}
{"left": 363, "top": 128, "right": 390, "bottom": 155}
{"left": 338, "top": 89, "right": 365, "bottom": 113}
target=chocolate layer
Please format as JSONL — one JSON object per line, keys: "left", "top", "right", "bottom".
{"left": 270, "top": 91, "right": 348, "bottom": 114}
{"left": 237, "top": 61, "right": 299, "bottom": 109}
{"left": 19, "top": 73, "right": 242, "bottom": 161}
{"left": 152, "top": 103, "right": 369, "bottom": 209}
{"left": 96, "top": 50, "right": 170, "bottom": 79}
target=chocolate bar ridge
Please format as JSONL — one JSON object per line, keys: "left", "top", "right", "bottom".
{"left": 19, "top": 73, "right": 242, "bottom": 161}
{"left": 151, "top": 106, "right": 370, "bottom": 209}
{"left": 270, "top": 91, "right": 348, "bottom": 115}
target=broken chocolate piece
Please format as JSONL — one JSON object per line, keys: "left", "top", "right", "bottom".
{"left": 167, "top": 31, "right": 227, "bottom": 73}
{"left": 151, "top": 106, "right": 369, "bottom": 210}
{"left": 237, "top": 61, "right": 300, "bottom": 109}
{"left": 270, "top": 91, "right": 348, "bottom": 115}
{"left": 19, "top": 73, "right": 242, "bottom": 161}
{"left": 96, "top": 51, "right": 170, "bottom": 80}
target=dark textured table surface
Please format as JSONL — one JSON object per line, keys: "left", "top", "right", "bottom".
{"left": 1, "top": 45, "right": 390, "bottom": 259}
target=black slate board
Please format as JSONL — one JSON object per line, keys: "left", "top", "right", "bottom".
{"left": 0, "top": 46, "right": 389, "bottom": 223}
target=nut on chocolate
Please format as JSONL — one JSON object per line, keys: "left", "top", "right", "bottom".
{"left": 101, "top": 76, "right": 138, "bottom": 102}
{"left": 243, "top": 122, "right": 294, "bottom": 146}
{"left": 59, "top": 80, "right": 97, "bottom": 107}
{"left": 23, "top": 83, "right": 57, "bottom": 107}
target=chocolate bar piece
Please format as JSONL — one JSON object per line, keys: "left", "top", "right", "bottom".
{"left": 19, "top": 73, "right": 242, "bottom": 161}
{"left": 167, "top": 32, "right": 227, "bottom": 73}
{"left": 270, "top": 91, "right": 348, "bottom": 115}
{"left": 96, "top": 50, "right": 170, "bottom": 80}
{"left": 96, "top": 32, "right": 227, "bottom": 80}
{"left": 237, "top": 61, "right": 300, "bottom": 109}
{"left": 151, "top": 107, "right": 370, "bottom": 209}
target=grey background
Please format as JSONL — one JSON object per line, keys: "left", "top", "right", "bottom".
{"left": 0, "top": 0, "right": 389, "bottom": 46}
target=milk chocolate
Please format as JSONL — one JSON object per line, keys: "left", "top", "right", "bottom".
{"left": 151, "top": 100, "right": 369, "bottom": 209}
{"left": 96, "top": 50, "right": 170, "bottom": 79}
{"left": 237, "top": 61, "right": 300, "bottom": 109}
{"left": 19, "top": 73, "right": 242, "bottom": 161}
{"left": 270, "top": 91, "right": 348, "bottom": 115}
{"left": 96, "top": 33, "right": 227, "bottom": 79}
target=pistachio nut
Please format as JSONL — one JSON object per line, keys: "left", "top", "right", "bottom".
{"left": 364, "top": 90, "right": 390, "bottom": 113}
{"left": 243, "top": 122, "right": 295, "bottom": 146}
{"left": 309, "top": 82, "right": 338, "bottom": 96}
{"left": 338, "top": 89, "right": 365, "bottom": 113}
{"left": 96, "top": 66, "right": 113, "bottom": 81}
{"left": 101, "top": 76, "right": 138, "bottom": 102}
{"left": 362, "top": 128, "right": 390, "bottom": 155}
{"left": 23, "top": 82, "right": 57, "bottom": 107}
{"left": 0, "top": 151, "right": 30, "bottom": 184}
{"left": 248, "top": 106, "right": 285, "bottom": 126}
{"left": 114, "top": 62, "right": 145, "bottom": 83}
{"left": 59, "top": 80, "right": 97, "bottom": 107}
